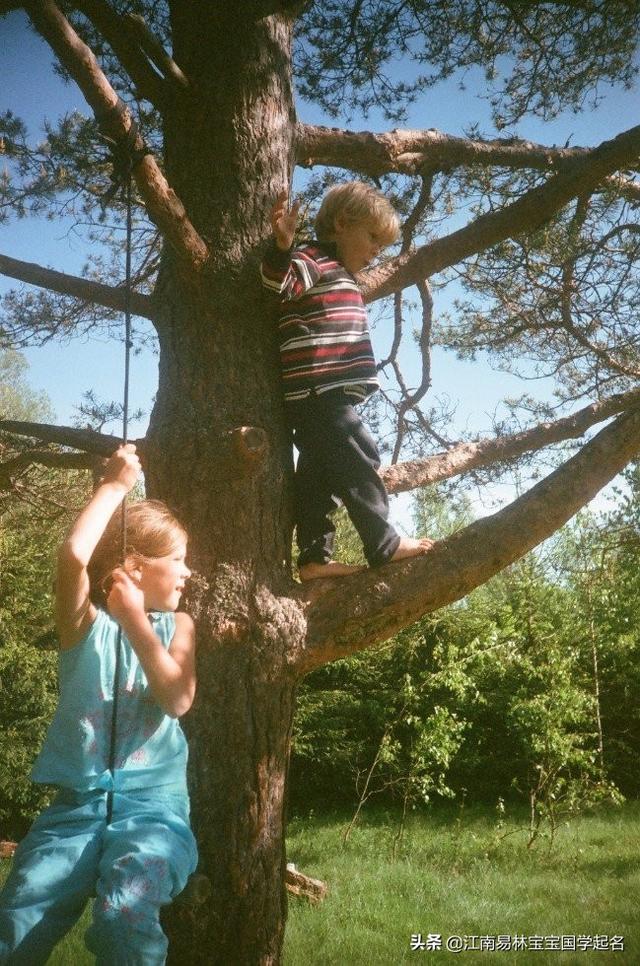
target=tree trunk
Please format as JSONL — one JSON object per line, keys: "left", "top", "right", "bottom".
{"left": 144, "top": 9, "right": 301, "bottom": 962}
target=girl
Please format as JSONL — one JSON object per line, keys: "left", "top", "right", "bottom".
{"left": 0, "top": 445, "right": 197, "bottom": 965}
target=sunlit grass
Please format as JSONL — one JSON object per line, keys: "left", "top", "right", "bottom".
{"left": 283, "top": 802, "right": 639, "bottom": 965}
{"left": 1, "top": 802, "right": 638, "bottom": 964}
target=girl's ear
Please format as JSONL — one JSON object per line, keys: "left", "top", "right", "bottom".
{"left": 123, "top": 554, "right": 143, "bottom": 582}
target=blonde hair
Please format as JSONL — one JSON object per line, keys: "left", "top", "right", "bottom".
{"left": 315, "top": 181, "right": 400, "bottom": 246}
{"left": 88, "top": 499, "right": 187, "bottom": 606}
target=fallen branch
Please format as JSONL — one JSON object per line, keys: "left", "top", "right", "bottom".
{"left": 285, "top": 864, "right": 327, "bottom": 903}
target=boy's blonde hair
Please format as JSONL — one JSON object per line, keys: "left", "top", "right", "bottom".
{"left": 88, "top": 499, "right": 187, "bottom": 606}
{"left": 315, "top": 181, "right": 400, "bottom": 246}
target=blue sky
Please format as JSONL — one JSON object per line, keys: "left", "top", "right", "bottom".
{"left": 1, "top": 9, "right": 638, "bottom": 519}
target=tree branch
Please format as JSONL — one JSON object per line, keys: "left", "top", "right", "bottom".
{"left": 296, "top": 123, "right": 596, "bottom": 178}
{"left": 359, "top": 124, "right": 640, "bottom": 302}
{"left": 124, "top": 13, "right": 189, "bottom": 90}
{"left": 25, "top": 0, "right": 208, "bottom": 273}
{"left": 297, "top": 405, "right": 640, "bottom": 672}
{"left": 380, "top": 387, "right": 640, "bottom": 494}
{"left": 0, "top": 449, "right": 95, "bottom": 492}
{"left": 73, "top": 0, "right": 169, "bottom": 110}
{"left": 0, "top": 419, "right": 141, "bottom": 456}
{"left": 0, "top": 252, "right": 155, "bottom": 320}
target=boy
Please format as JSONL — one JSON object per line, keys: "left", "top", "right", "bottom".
{"left": 262, "top": 182, "right": 431, "bottom": 580}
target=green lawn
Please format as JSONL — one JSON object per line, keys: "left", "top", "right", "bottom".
{"left": 1, "top": 802, "right": 638, "bottom": 964}
{"left": 283, "top": 802, "right": 639, "bottom": 965}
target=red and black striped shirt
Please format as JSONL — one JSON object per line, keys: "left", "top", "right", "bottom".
{"left": 261, "top": 240, "right": 379, "bottom": 402}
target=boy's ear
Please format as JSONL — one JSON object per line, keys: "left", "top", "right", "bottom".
{"left": 333, "top": 213, "right": 346, "bottom": 233}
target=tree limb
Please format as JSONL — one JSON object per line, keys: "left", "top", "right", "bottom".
{"left": 0, "top": 419, "right": 140, "bottom": 456}
{"left": 296, "top": 123, "right": 595, "bottom": 178}
{"left": 73, "top": 0, "right": 169, "bottom": 110}
{"left": 25, "top": 0, "right": 209, "bottom": 272}
{"left": 359, "top": 124, "right": 640, "bottom": 302}
{"left": 380, "top": 386, "right": 640, "bottom": 494}
{"left": 124, "top": 13, "right": 189, "bottom": 90}
{"left": 297, "top": 125, "right": 640, "bottom": 203}
{"left": 0, "top": 253, "right": 155, "bottom": 320}
{"left": 0, "top": 449, "right": 95, "bottom": 492}
{"left": 297, "top": 405, "right": 640, "bottom": 672}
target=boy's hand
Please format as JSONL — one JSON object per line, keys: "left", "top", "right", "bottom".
{"left": 271, "top": 190, "right": 301, "bottom": 251}
{"left": 102, "top": 444, "right": 140, "bottom": 494}
{"left": 107, "top": 567, "right": 146, "bottom": 622}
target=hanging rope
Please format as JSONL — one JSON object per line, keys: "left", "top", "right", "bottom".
{"left": 97, "top": 101, "right": 148, "bottom": 825}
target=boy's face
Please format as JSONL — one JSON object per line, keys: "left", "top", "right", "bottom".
{"left": 333, "top": 215, "right": 385, "bottom": 274}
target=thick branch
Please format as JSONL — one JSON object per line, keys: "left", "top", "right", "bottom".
{"left": 298, "top": 406, "right": 640, "bottom": 672}
{"left": 381, "top": 387, "right": 640, "bottom": 494}
{"left": 297, "top": 125, "right": 640, "bottom": 206}
{"left": 26, "top": 0, "right": 208, "bottom": 272}
{"left": 74, "top": 0, "right": 168, "bottom": 110}
{"left": 359, "top": 124, "right": 640, "bottom": 302}
{"left": 296, "top": 123, "right": 594, "bottom": 178}
{"left": 0, "top": 419, "right": 140, "bottom": 456}
{"left": 124, "top": 13, "right": 189, "bottom": 90}
{"left": 0, "top": 253, "right": 155, "bottom": 320}
{"left": 0, "top": 450, "right": 95, "bottom": 492}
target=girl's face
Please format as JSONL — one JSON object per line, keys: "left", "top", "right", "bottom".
{"left": 136, "top": 542, "right": 191, "bottom": 611}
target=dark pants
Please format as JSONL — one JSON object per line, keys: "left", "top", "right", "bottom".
{"left": 288, "top": 391, "right": 401, "bottom": 568}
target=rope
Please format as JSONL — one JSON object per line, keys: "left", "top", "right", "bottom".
{"left": 99, "top": 107, "right": 144, "bottom": 826}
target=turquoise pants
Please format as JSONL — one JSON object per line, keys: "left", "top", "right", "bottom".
{"left": 0, "top": 786, "right": 197, "bottom": 965}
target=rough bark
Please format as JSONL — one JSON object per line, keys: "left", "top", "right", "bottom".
{"left": 139, "top": 6, "right": 299, "bottom": 961}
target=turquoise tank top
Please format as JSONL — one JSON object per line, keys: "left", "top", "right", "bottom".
{"left": 31, "top": 608, "right": 189, "bottom": 792}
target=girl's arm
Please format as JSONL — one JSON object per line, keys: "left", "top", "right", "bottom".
{"left": 56, "top": 445, "right": 140, "bottom": 650}
{"left": 107, "top": 570, "right": 196, "bottom": 718}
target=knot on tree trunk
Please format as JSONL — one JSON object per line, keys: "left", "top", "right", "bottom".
{"left": 229, "top": 426, "right": 269, "bottom": 475}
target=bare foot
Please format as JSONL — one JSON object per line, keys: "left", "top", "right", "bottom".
{"left": 390, "top": 536, "right": 434, "bottom": 562}
{"left": 298, "top": 561, "right": 366, "bottom": 581}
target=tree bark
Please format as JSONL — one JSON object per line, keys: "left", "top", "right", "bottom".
{"left": 140, "top": 6, "right": 299, "bottom": 961}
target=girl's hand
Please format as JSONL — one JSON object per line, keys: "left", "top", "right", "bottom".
{"left": 102, "top": 444, "right": 141, "bottom": 494}
{"left": 107, "top": 567, "right": 146, "bottom": 622}
{"left": 271, "top": 190, "right": 301, "bottom": 251}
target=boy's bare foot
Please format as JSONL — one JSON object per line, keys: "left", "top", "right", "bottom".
{"left": 390, "top": 536, "right": 434, "bottom": 562}
{"left": 298, "top": 561, "right": 366, "bottom": 581}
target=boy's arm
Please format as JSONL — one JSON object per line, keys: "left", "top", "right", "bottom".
{"left": 260, "top": 190, "right": 322, "bottom": 300}
{"left": 56, "top": 445, "right": 140, "bottom": 651}
{"left": 108, "top": 575, "right": 196, "bottom": 718}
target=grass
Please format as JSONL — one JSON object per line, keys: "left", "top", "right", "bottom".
{"left": 1, "top": 801, "right": 638, "bottom": 964}
{"left": 283, "top": 801, "right": 640, "bottom": 965}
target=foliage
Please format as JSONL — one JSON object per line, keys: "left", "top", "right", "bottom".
{"left": 0, "top": 351, "right": 89, "bottom": 838}
{"left": 295, "top": 1, "right": 640, "bottom": 125}
{"left": 292, "top": 484, "right": 637, "bottom": 824}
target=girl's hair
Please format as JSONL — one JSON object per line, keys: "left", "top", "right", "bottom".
{"left": 88, "top": 499, "right": 187, "bottom": 606}
{"left": 315, "top": 181, "right": 400, "bottom": 246}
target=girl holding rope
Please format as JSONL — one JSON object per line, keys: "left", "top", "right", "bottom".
{"left": 0, "top": 444, "right": 197, "bottom": 965}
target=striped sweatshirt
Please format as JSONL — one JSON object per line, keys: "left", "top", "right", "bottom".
{"left": 261, "top": 239, "right": 379, "bottom": 402}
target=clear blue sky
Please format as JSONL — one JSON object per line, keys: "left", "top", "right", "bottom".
{"left": 1, "top": 9, "right": 638, "bottom": 518}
